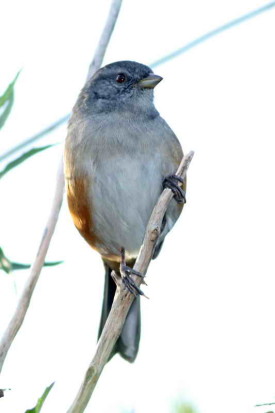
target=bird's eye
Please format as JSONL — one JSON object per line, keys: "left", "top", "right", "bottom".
{"left": 116, "top": 73, "right": 127, "bottom": 83}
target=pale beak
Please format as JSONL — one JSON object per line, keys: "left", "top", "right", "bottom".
{"left": 137, "top": 74, "right": 163, "bottom": 89}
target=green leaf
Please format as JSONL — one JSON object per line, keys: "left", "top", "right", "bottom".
{"left": 0, "top": 247, "right": 13, "bottom": 273}
{"left": 0, "top": 247, "right": 63, "bottom": 273}
{"left": 0, "top": 72, "right": 20, "bottom": 106}
{"left": 25, "top": 382, "right": 54, "bottom": 413}
{"left": 12, "top": 261, "right": 63, "bottom": 271}
{"left": 0, "top": 145, "right": 54, "bottom": 179}
{"left": 43, "top": 261, "right": 63, "bottom": 268}
{"left": 0, "top": 72, "right": 20, "bottom": 130}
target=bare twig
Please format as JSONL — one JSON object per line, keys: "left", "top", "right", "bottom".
{"left": 67, "top": 151, "right": 194, "bottom": 413}
{"left": 0, "top": 0, "right": 123, "bottom": 374}
{"left": 87, "top": 0, "right": 123, "bottom": 81}
{"left": 0, "top": 158, "right": 64, "bottom": 372}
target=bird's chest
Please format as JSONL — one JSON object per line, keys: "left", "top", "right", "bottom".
{"left": 65, "top": 115, "right": 170, "bottom": 258}
{"left": 67, "top": 140, "right": 163, "bottom": 258}
{"left": 79, "top": 118, "right": 163, "bottom": 207}
{"left": 91, "top": 154, "right": 162, "bottom": 256}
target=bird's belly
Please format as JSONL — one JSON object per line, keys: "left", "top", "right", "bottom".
{"left": 68, "top": 157, "right": 163, "bottom": 261}
{"left": 91, "top": 158, "right": 162, "bottom": 260}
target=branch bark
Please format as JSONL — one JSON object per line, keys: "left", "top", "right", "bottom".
{"left": 0, "top": 0, "right": 123, "bottom": 374}
{"left": 67, "top": 151, "right": 194, "bottom": 413}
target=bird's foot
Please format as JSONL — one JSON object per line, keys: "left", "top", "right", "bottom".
{"left": 163, "top": 174, "right": 186, "bottom": 204}
{"left": 119, "top": 248, "right": 147, "bottom": 297}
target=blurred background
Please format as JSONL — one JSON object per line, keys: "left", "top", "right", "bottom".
{"left": 0, "top": 1, "right": 275, "bottom": 412}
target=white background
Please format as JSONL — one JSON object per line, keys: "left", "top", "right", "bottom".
{"left": 0, "top": 1, "right": 275, "bottom": 412}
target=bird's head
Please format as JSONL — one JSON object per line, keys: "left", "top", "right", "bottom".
{"left": 77, "top": 60, "right": 163, "bottom": 116}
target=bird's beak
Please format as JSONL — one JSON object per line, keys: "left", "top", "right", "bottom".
{"left": 137, "top": 74, "right": 163, "bottom": 89}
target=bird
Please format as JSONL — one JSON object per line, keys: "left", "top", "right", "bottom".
{"left": 64, "top": 60, "right": 185, "bottom": 362}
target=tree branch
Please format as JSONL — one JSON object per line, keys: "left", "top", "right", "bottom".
{"left": 66, "top": 151, "right": 194, "bottom": 413}
{"left": 0, "top": 0, "right": 123, "bottom": 374}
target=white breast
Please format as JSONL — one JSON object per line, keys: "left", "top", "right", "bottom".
{"left": 86, "top": 152, "right": 163, "bottom": 259}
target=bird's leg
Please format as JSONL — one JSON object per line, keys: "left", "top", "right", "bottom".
{"left": 163, "top": 174, "right": 186, "bottom": 204}
{"left": 119, "top": 248, "right": 147, "bottom": 296}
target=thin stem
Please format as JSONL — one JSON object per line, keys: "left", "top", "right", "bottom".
{"left": 150, "top": 2, "right": 275, "bottom": 68}
{"left": 87, "top": 0, "right": 123, "bottom": 81}
{"left": 255, "top": 402, "right": 275, "bottom": 407}
{"left": 0, "top": 115, "right": 69, "bottom": 162}
{"left": 0, "top": 158, "right": 64, "bottom": 372}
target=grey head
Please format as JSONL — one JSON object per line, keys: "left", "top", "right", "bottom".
{"left": 74, "top": 60, "right": 163, "bottom": 117}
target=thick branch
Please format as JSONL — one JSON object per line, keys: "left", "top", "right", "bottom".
{"left": 67, "top": 151, "right": 194, "bottom": 413}
{"left": 0, "top": 0, "right": 123, "bottom": 374}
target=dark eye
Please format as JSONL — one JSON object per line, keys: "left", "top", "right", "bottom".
{"left": 116, "top": 73, "right": 127, "bottom": 83}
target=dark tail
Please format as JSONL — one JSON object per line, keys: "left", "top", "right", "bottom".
{"left": 98, "top": 261, "right": 141, "bottom": 362}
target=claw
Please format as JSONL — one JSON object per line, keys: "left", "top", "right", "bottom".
{"left": 119, "top": 247, "right": 148, "bottom": 297}
{"left": 163, "top": 174, "right": 186, "bottom": 204}
{"left": 122, "top": 265, "right": 143, "bottom": 278}
{"left": 169, "top": 174, "right": 184, "bottom": 184}
{"left": 122, "top": 276, "right": 145, "bottom": 296}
